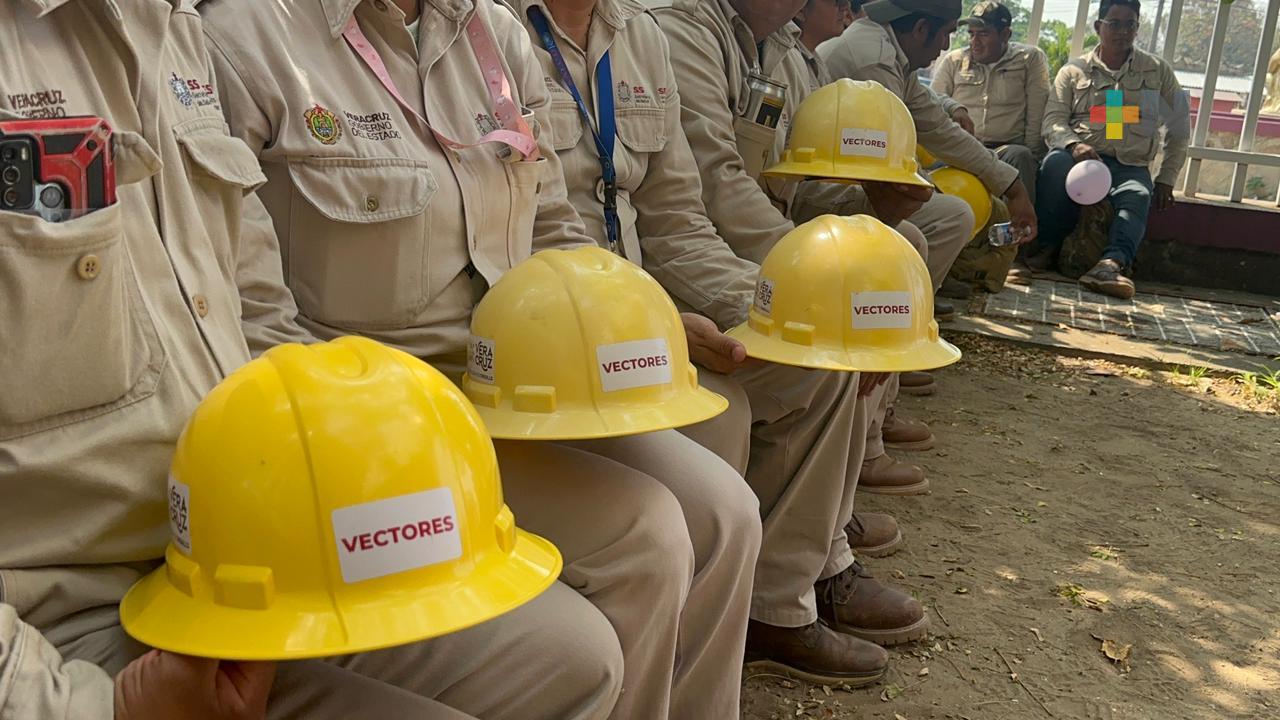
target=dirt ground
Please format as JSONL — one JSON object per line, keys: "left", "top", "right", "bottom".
{"left": 740, "top": 333, "right": 1280, "bottom": 720}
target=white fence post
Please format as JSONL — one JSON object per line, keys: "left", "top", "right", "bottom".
{"left": 1071, "top": 0, "right": 1092, "bottom": 58}
{"left": 1182, "top": 0, "right": 1234, "bottom": 198}
{"left": 1162, "top": 0, "right": 1186, "bottom": 61}
{"left": 1228, "top": 0, "right": 1280, "bottom": 202}
{"left": 1027, "top": 0, "right": 1045, "bottom": 44}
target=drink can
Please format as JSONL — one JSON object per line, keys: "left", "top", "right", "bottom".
{"left": 988, "top": 222, "right": 1019, "bottom": 247}
{"left": 744, "top": 72, "right": 788, "bottom": 129}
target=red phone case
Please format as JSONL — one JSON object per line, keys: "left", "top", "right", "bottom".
{"left": 0, "top": 116, "right": 116, "bottom": 213}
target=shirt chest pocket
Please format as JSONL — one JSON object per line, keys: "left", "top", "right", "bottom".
{"left": 172, "top": 117, "right": 268, "bottom": 279}
{"left": 615, "top": 107, "right": 667, "bottom": 189}
{"left": 1121, "top": 72, "right": 1163, "bottom": 138}
{"left": 1071, "top": 75, "right": 1107, "bottom": 116}
{"left": 992, "top": 66, "right": 1027, "bottom": 105}
{"left": 0, "top": 203, "right": 163, "bottom": 439}
{"left": 284, "top": 157, "right": 437, "bottom": 330}
{"left": 548, "top": 100, "right": 583, "bottom": 152}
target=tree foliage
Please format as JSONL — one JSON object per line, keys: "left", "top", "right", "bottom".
{"left": 945, "top": 0, "right": 1278, "bottom": 79}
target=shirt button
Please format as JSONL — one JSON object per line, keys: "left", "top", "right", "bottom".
{"left": 366, "top": 195, "right": 380, "bottom": 213}
{"left": 193, "top": 294, "right": 209, "bottom": 318}
{"left": 76, "top": 254, "right": 101, "bottom": 280}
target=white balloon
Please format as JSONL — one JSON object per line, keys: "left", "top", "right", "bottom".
{"left": 1065, "top": 159, "right": 1112, "bottom": 205}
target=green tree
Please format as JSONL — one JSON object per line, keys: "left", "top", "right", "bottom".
{"left": 1165, "top": 0, "right": 1267, "bottom": 76}
{"left": 947, "top": 0, "right": 1097, "bottom": 77}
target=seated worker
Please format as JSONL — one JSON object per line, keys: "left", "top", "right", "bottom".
{"left": 653, "top": 0, "right": 974, "bottom": 498}
{"left": 931, "top": 1, "right": 1050, "bottom": 198}
{"left": 1035, "top": 0, "right": 1188, "bottom": 299}
{"left": 199, "top": 1, "right": 761, "bottom": 717}
{"left": 794, "top": 0, "right": 855, "bottom": 91}
{"left": 649, "top": 0, "right": 951, "bottom": 680}
{"left": 525, "top": 0, "right": 923, "bottom": 691}
{"left": 0, "top": 1, "right": 622, "bottom": 719}
{"left": 820, "top": 0, "right": 1039, "bottom": 253}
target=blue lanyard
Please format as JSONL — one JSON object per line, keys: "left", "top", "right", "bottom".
{"left": 527, "top": 6, "right": 620, "bottom": 253}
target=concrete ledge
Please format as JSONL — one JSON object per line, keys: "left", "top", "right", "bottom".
{"left": 944, "top": 313, "right": 1280, "bottom": 376}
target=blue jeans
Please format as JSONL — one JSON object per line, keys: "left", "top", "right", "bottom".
{"left": 1034, "top": 150, "right": 1153, "bottom": 267}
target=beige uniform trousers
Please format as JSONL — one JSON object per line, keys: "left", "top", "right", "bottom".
{"left": 681, "top": 365, "right": 868, "bottom": 628}
{"left": 51, "top": 582, "right": 620, "bottom": 720}
{"left": 499, "top": 432, "right": 761, "bottom": 720}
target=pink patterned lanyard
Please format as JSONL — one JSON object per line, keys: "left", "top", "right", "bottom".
{"left": 341, "top": 11, "right": 541, "bottom": 160}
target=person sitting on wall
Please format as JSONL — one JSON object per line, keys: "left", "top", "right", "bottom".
{"left": 931, "top": 1, "right": 1050, "bottom": 199}
{"left": 1031, "top": 0, "right": 1189, "bottom": 299}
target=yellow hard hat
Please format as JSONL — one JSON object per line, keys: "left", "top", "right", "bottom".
{"left": 764, "top": 79, "right": 931, "bottom": 187}
{"left": 463, "top": 246, "right": 727, "bottom": 440}
{"left": 120, "top": 337, "right": 560, "bottom": 661}
{"left": 929, "top": 166, "right": 993, "bottom": 237}
{"left": 727, "top": 215, "right": 962, "bottom": 372}
{"left": 916, "top": 144, "right": 940, "bottom": 169}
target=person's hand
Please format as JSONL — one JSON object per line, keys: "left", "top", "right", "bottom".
{"left": 1154, "top": 181, "right": 1175, "bottom": 211}
{"left": 1003, "top": 179, "right": 1039, "bottom": 244}
{"left": 115, "top": 650, "right": 276, "bottom": 720}
{"left": 952, "top": 107, "right": 976, "bottom": 136}
{"left": 863, "top": 182, "right": 934, "bottom": 226}
{"left": 857, "top": 372, "right": 891, "bottom": 398}
{"left": 682, "top": 312, "right": 757, "bottom": 375}
{"left": 1070, "top": 142, "right": 1101, "bottom": 162}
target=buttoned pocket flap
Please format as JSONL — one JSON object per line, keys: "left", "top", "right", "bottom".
{"left": 288, "top": 156, "right": 436, "bottom": 224}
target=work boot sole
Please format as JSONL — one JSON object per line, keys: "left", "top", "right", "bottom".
{"left": 898, "top": 380, "right": 936, "bottom": 396}
{"left": 742, "top": 657, "right": 887, "bottom": 688}
{"left": 859, "top": 478, "right": 931, "bottom": 496}
{"left": 834, "top": 615, "right": 931, "bottom": 647}
{"left": 884, "top": 436, "right": 935, "bottom": 451}
{"left": 852, "top": 528, "right": 903, "bottom": 558}
{"left": 1080, "top": 275, "right": 1135, "bottom": 300}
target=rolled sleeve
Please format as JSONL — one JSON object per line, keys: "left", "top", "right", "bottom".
{"left": 0, "top": 606, "right": 114, "bottom": 720}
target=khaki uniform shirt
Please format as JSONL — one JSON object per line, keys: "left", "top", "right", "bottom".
{"left": 819, "top": 18, "right": 1019, "bottom": 195}
{"left": 797, "top": 40, "right": 832, "bottom": 93}
{"left": 1044, "top": 46, "right": 1188, "bottom": 186}
{"left": 0, "top": 1, "right": 303, "bottom": 714}
{"left": 201, "top": 0, "right": 590, "bottom": 368}
{"left": 518, "top": 0, "right": 757, "bottom": 328}
{"left": 646, "top": 0, "right": 812, "bottom": 265}
{"left": 932, "top": 42, "right": 1050, "bottom": 157}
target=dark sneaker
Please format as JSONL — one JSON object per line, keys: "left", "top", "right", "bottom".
{"left": 1079, "top": 258, "right": 1135, "bottom": 299}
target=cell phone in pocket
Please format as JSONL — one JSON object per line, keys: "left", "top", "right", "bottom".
{"left": 0, "top": 116, "right": 116, "bottom": 222}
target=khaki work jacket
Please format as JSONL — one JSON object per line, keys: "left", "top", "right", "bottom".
{"left": 0, "top": 1, "right": 304, "bottom": 716}
{"left": 819, "top": 18, "right": 1019, "bottom": 195}
{"left": 518, "top": 0, "right": 757, "bottom": 328}
{"left": 1044, "top": 46, "right": 1188, "bottom": 186}
{"left": 932, "top": 42, "right": 1050, "bottom": 157}
{"left": 202, "top": 0, "right": 590, "bottom": 365}
{"left": 646, "top": 0, "right": 812, "bottom": 264}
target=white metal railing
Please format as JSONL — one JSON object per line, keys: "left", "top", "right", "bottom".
{"left": 1030, "top": 0, "right": 1280, "bottom": 207}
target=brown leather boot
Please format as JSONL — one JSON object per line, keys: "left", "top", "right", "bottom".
{"left": 899, "top": 371, "right": 936, "bottom": 396}
{"left": 744, "top": 620, "right": 889, "bottom": 686}
{"left": 816, "top": 563, "right": 929, "bottom": 646}
{"left": 845, "top": 512, "right": 903, "bottom": 557}
{"left": 882, "top": 407, "right": 934, "bottom": 451}
{"left": 859, "top": 454, "right": 929, "bottom": 495}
